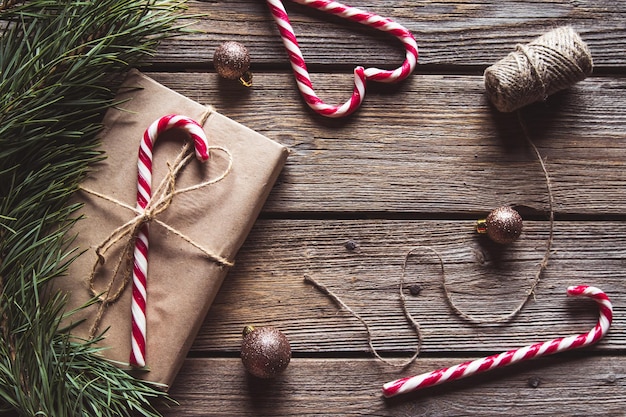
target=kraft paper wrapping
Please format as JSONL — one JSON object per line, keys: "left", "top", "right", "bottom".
{"left": 56, "top": 69, "right": 288, "bottom": 389}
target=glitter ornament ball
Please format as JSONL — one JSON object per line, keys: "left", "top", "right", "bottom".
{"left": 476, "top": 206, "right": 523, "bottom": 244}
{"left": 213, "top": 41, "right": 252, "bottom": 85}
{"left": 241, "top": 326, "right": 291, "bottom": 379}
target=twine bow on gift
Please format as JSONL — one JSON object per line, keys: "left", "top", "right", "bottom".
{"left": 81, "top": 114, "right": 234, "bottom": 368}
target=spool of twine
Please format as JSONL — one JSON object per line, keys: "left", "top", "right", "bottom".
{"left": 484, "top": 26, "right": 593, "bottom": 112}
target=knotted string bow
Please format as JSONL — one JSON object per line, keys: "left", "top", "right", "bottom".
{"left": 83, "top": 139, "right": 233, "bottom": 343}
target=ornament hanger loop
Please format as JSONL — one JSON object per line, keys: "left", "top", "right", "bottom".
{"left": 266, "top": 0, "right": 418, "bottom": 118}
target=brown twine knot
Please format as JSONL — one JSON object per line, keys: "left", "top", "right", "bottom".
{"left": 484, "top": 26, "right": 593, "bottom": 112}
{"left": 82, "top": 141, "right": 234, "bottom": 338}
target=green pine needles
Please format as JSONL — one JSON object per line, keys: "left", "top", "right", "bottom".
{"left": 0, "top": 1, "right": 190, "bottom": 415}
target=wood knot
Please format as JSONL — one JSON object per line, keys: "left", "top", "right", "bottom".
{"left": 344, "top": 240, "right": 358, "bottom": 251}
{"left": 527, "top": 376, "right": 541, "bottom": 388}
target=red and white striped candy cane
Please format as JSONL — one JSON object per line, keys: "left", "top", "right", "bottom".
{"left": 131, "top": 114, "right": 210, "bottom": 368}
{"left": 266, "top": 0, "right": 418, "bottom": 117}
{"left": 382, "top": 285, "right": 613, "bottom": 397}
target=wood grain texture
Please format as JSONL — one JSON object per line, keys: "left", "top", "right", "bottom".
{"left": 158, "top": 356, "right": 626, "bottom": 416}
{"left": 147, "top": 72, "right": 626, "bottom": 215}
{"left": 191, "top": 219, "right": 625, "bottom": 354}
{"left": 149, "top": 0, "right": 626, "bottom": 69}
{"left": 140, "top": 1, "right": 626, "bottom": 415}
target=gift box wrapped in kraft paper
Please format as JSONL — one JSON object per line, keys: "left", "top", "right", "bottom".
{"left": 55, "top": 69, "right": 288, "bottom": 389}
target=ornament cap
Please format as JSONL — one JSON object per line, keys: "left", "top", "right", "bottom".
{"left": 239, "top": 71, "right": 253, "bottom": 87}
{"left": 243, "top": 325, "right": 256, "bottom": 337}
{"left": 476, "top": 218, "right": 488, "bottom": 234}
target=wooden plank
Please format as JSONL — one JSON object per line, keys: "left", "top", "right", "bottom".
{"left": 150, "top": 0, "right": 626, "bottom": 69}
{"left": 189, "top": 219, "right": 625, "bottom": 354}
{"left": 140, "top": 4, "right": 626, "bottom": 415}
{"left": 146, "top": 72, "right": 626, "bottom": 215}
{"left": 157, "top": 356, "right": 626, "bottom": 416}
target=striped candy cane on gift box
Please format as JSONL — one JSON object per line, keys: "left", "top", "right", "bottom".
{"left": 382, "top": 285, "right": 613, "bottom": 397}
{"left": 266, "top": 0, "right": 418, "bottom": 117}
{"left": 131, "top": 114, "right": 210, "bottom": 368}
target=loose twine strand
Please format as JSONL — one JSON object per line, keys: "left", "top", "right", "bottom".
{"left": 442, "top": 111, "right": 555, "bottom": 324}
{"left": 305, "top": 79, "right": 560, "bottom": 364}
{"left": 82, "top": 141, "right": 233, "bottom": 338}
{"left": 304, "top": 246, "right": 430, "bottom": 368}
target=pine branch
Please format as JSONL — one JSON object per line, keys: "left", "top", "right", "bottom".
{"left": 0, "top": 1, "right": 192, "bottom": 415}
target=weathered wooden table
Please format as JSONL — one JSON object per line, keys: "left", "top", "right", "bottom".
{"left": 152, "top": 1, "right": 625, "bottom": 415}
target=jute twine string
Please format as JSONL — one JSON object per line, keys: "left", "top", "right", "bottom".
{"left": 304, "top": 246, "right": 429, "bottom": 368}
{"left": 304, "top": 111, "right": 556, "bottom": 362}
{"left": 297, "top": 27, "right": 579, "bottom": 362}
{"left": 305, "top": 69, "right": 560, "bottom": 357}
{"left": 82, "top": 141, "right": 233, "bottom": 338}
{"left": 441, "top": 110, "right": 555, "bottom": 324}
{"left": 484, "top": 26, "right": 593, "bottom": 112}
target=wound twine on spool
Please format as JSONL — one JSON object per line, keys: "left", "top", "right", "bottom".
{"left": 484, "top": 26, "right": 593, "bottom": 112}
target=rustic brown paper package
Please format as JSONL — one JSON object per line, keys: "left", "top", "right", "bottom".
{"left": 55, "top": 69, "right": 288, "bottom": 389}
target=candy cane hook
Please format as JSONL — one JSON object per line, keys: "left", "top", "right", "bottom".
{"left": 267, "top": 0, "right": 418, "bottom": 117}
{"left": 382, "top": 285, "right": 613, "bottom": 398}
{"left": 131, "top": 114, "right": 210, "bottom": 368}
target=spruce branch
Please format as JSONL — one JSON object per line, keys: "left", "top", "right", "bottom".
{"left": 0, "top": 1, "right": 192, "bottom": 415}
